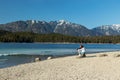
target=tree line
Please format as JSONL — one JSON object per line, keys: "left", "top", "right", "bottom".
{"left": 0, "top": 30, "right": 120, "bottom": 43}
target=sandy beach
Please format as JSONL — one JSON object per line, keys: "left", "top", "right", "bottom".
{"left": 1, "top": 51, "right": 120, "bottom": 80}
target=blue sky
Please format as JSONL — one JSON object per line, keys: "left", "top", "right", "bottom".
{"left": 0, "top": 0, "right": 120, "bottom": 29}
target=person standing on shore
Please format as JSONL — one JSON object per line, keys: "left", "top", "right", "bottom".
{"left": 77, "top": 45, "right": 86, "bottom": 57}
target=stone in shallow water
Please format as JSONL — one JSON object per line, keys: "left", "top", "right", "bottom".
{"left": 35, "top": 57, "right": 41, "bottom": 62}
{"left": 47, "top": 56, "right": 52, "bottom": 60}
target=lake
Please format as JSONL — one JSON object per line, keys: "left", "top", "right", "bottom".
{"left": 0, "top": 43, "right": 120, "bottom": 68}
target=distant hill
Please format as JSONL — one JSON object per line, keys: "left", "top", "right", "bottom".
{"left": 92, "top": 24, "right": 120, "bottom": 35}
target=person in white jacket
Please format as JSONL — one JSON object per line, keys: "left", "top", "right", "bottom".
{"left": 77, "top": 45, "right": 86, "bottom": 57}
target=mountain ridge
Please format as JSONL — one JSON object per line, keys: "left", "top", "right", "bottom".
{"left": 0, "top": 20, "right": 120, "bottom": 36}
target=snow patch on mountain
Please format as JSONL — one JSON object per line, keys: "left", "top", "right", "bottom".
{"left": 31, "top": 20, "right": 39, "bottom": 24}
{"left": 57, "top": 20, "right": 71, "bottom": 25}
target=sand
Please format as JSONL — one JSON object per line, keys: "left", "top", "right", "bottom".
{"left": 1, "top": 51, "right": 120, "bottom": 80}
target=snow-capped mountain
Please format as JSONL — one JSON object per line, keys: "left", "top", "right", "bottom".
{"left": 92, "top": 24, "right": 120, "bottom": 35}
{"left": 1, "top": 20, "right": 120, "bottom": 36}
{"left": 54, "top": 20, "right": 95, "bottom": 36}
{"left": 0, "top": 20, "right": 95, "bottom": 36}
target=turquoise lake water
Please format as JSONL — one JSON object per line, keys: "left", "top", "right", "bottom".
{"left": 0, "top": 43, "right": 120, "bottom": 68}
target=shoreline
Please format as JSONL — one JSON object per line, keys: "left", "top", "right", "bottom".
{"left": 1, "top": 42, "right": 120, "bottom": 44}
{"left": 1, "top": 51, "right": 120, "bottom": 80}
{"left": 0, "top": 50, "right": 120, "bottom": 69}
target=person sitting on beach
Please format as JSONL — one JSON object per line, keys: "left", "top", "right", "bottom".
{"left": 77, "top": 45, "right": 86, "bottom": 57}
